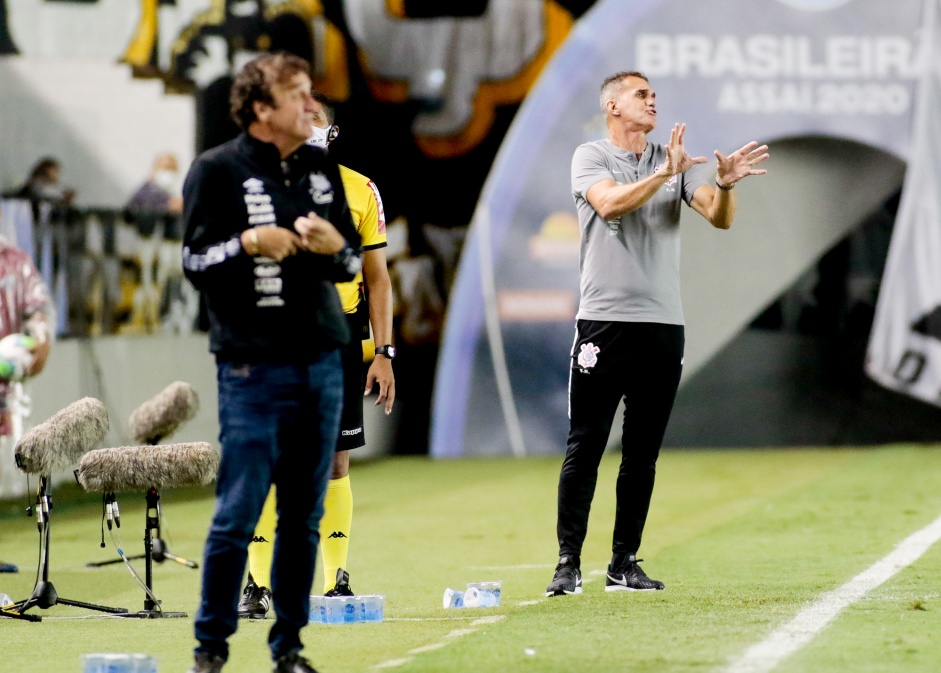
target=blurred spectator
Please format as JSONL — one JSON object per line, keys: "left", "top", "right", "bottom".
{"left": 126, "top": 153, "right": 183, "bottom": 219}
{"left": 13, "top": 157, "right": 75, "bottom": 207}
{"left": 124, "top": 153, "right": 192, "bottom": 333}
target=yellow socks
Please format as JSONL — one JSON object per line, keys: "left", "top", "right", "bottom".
{"left": 247, "top": 477, "right": 354, "bottom": 594}
{"left": 247, "top": 487, "right": 277, "bottom": 589}
{"left": 319, "top": 475, "right": 353, "bottom": 592}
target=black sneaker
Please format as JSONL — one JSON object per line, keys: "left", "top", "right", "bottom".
{"left": 546, "top": 555, "right": 582, "bottom": 597}
{"left": 605, "top": 556, "right": 664, "bottom": 591}
{"left": 324, "top": 568, "right": 353, "bottom": 597}
{"left": 188, "top": 652, "right": 225, "bottom": 673}
{"left": 0, "top": 561, "right": 17, "bottom": 573}
{"left": 273, "top": 650, "right": 319, "bottom": 673}
{"left": 237, "top": 579, "right": 272, "bottom": 619}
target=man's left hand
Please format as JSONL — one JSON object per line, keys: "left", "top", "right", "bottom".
{"left": 295, "top": 212, "right": 346, "bottom": 254}
{"left": 365, "top": 356, "right": 395, "bottom": 415}
{"left": 715, "top": 141, "right": 770, "bottom": 187}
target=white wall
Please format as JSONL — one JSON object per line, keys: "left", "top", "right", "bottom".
{"left": 0, "top": 57, "right": 194, "bottom": 207}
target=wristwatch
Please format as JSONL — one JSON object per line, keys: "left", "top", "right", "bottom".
{"left": 375, "top": 344, "right": 396, "bottom": 360}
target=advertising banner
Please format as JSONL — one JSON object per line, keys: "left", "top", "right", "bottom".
{"left": 434, "top": 0, "right": 926, "bottom": 457}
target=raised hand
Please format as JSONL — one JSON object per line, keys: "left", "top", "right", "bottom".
{"left": 661, "top": 123, "right": 707, "bottom": 177}
{"left": 715, "top": 141, "right": 770, "bottom": 187}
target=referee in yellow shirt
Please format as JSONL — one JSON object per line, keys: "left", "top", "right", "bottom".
{"left": 239, "top": 91, "right": 396, "bottom": 617}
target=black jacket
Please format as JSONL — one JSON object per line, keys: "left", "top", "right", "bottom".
{"left": 182, "top": 133, "right": 361, "bottom": 362}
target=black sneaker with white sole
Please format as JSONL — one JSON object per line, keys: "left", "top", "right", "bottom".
{"left": 546, "top": 555, "right": 583, "bottom": 597}
{"left": 238, "top": 578, "right": 272, "bottom": 619}
{"left": 605, "top": 556, "right": 664, "bottom": 591}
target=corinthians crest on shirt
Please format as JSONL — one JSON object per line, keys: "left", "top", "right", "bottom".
{"left": 576, "top": 342, "right": 600, "bottom": 371}
{"left": 653, "top": 163, "right": 678, "bottom": 192}
{"left": 309, "top": 172, "right": 334, "bottom": 204}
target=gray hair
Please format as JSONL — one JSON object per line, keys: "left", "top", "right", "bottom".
{"left": 599, "top": 71, "right": 648, "bottom": 112}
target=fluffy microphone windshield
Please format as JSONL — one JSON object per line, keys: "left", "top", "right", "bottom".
{"left": 77, "top": 442, "right": 218, "bottom": 492}
{"left": 14, "top": 397, "right": 109, "bottom": 475}
{"left": 128, "top": 381, "right": 200, "bottom": 444}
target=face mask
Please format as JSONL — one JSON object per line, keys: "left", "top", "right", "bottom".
{"left": 308, "top": 124, "right": 330, "bottom": 148}
{"left": 153, "top": 170, "right": 177, "bottom": 191}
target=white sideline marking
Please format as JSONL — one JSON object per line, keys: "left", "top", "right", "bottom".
{"left": 445, "top": 628, "right": 477, "bottom": 637}
{"left": 372, "top": 658, "right": 411, "bottom": 669}
{"left": 725, "top": 511, "right": 941, "bottom": 673}
{"left": 373, "top": 615, "right": 506, "bottom": 670}
{"left": 385, "top": 616, "right": 474, "bottom": 622}
{"left": 517, "top": 599, "right": 543, "bottom": 606}
{"left": 408, "top": 643, "right": 448, "bottom": 654}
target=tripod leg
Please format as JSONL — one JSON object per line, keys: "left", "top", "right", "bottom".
{"left": 150, "top": 504, "right": 199, "bottom": 569}
{"left": 0, "top": 607, "right": 41, "bottom": 622}
{"left": 13, "top": 477, "right": 129, "bottom": 616}
{"left": 55, "top": 597, "right": 128, "bottom": 614}
{"left": 86, "top": 554, "right": 147, "bottom": 568}
{"left": 161, "top": 551, "right": 199, "bottom": 569}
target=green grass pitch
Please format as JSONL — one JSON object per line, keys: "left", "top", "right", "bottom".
{"left": 1, "top": 446, "right": 940, "bottom": 672}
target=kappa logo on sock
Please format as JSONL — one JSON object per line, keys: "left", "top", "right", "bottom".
{"left": 252, "top": 535, "right": 270, "bottom": 543}
{"left": 327, "top": 531, "right": 348, "bottom": 539}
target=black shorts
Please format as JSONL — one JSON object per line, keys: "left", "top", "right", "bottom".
{"left": 337, "top": 314, "right": 366, "bottom": 451}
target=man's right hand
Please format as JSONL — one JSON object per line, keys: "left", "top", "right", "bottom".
{"left": 662, "top": 123, "right": 707, "bottom": 176}
{"left": 241, "top": 226, "right": 301, "bottom": 262}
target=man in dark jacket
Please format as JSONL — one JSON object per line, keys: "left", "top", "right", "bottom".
{"left": 182, "top": 52, "right": 361, "bottom": 673}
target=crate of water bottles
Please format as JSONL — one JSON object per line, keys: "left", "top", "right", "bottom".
{"left": 81, "top": 653, "right": 158, "bottom": 673}
{"left": 309, "top": 594, "right": 384, "bottom": 624}
{"left": 443, "top": 581, "right": 502, "bottom": 609}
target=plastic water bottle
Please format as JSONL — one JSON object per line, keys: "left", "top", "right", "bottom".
{"left": 308, "top": 596, "right": 325, "bottom": 624}
{"left": 466, "top": 581, "right": 502, "bottom": 607}
{"left": 323, "top": 596, "right": 345, "bottom": 624}
{"left": 80, "top": 653, "right": 158, "bottom": 673}
{"left": 342, "top": 595, "right": 359, "bottom": 623}
{"left": 359, "top": 594, "right": 385, "bottom": 622}
{"left": 443, "top": 587, "right": 465, "bottom": 609}
{"left": 0, "top": 593, "right": 13, "bottom": 608}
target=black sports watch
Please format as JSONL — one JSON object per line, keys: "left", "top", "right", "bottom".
{"left": 375, "top": 344, "right": 396, "bottom": 360}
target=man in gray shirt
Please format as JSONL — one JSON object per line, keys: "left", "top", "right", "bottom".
{"left": 547, "top": 71, "right": 769, "bottom": 596}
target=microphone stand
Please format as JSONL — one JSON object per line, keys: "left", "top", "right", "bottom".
{"left": 7, "top": 476, "right": 129, "bottom": 621}
{"left": 86, "top": 435, "right": 198, "bottom": 570}
{"left": 117, "top": 487, "right": 186, "bottom": 619}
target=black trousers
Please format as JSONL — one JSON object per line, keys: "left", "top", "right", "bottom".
{"left": 557, "top": 320, "right": 684, "bottom": 559}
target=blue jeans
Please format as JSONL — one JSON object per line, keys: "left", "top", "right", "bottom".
{"left": 194, "top": 351, "right": 343, "bottom": 661}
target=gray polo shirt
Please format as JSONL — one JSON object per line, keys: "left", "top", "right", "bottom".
{"left": 571, "top": 139, "right": 710, "bottom": 325}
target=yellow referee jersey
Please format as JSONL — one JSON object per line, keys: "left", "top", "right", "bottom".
{"left": 336, "top": 165, "right": 387, "bottom": 314}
